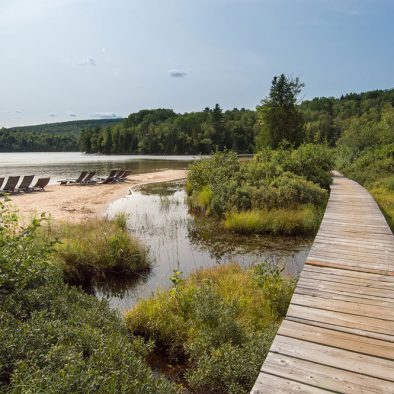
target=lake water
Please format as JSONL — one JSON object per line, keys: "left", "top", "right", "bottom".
{"left": 0, "top": 152, "right": 311, "bottom": 313}
{"left": 103, "top": 181, "right": 311, "bottom": 312}
{"left": 0, "top": 152, "right": 195, "bottom": 183}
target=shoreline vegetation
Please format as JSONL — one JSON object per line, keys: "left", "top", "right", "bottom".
{"left": 125, "top": 263, "right": 294, "bottom": 393}
{"left": 41, "top": 216, "right": 150, "bottom": 284}
{"left": 186, "top": 146, "right": 332, "bottom": 236}
{"left": 0, "top": 201, "right": 176, "bottom": 393}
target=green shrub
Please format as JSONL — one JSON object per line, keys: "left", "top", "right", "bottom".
{"left": 126, "top": 263, "right": 294, "bottom": 393}
{"left": 189, "top": 186, "right": 213, "bottom": 214}
{"left": 250, "top": 172, "right": 328, "bottom": 209}
{"left": 186, "top": 145, "right": 332, "bottom": 227}
{"left": 224, "top": 205, "right": 321, "bottom": 235}
{"left": 42, "top": 218, "right": 149, "bottom": 283}
{"left": 0, "top": 202, "right": 176, "bottom": 393}
{"left": 282, "top": 143, "right": 334, "bottom": 189}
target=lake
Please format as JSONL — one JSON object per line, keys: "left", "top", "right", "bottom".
{"left": 0, "top": 152, "right": 195, "bottom": 182}
{"left": 102, "top": 181, "right": 311, "bottom": 312}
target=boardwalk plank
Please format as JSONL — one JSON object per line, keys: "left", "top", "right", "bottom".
{"left": 286, "top": 304, "right": 394, "bottom": 336}
{"left": 278, "top": 320, "right": 394, "bottom": 360}
{"left": 251, "top": 373, "right": 329, "bottom": 393}
{"left": 270, "top": 335, "right": 394, "bottom": 381}
{"left": 291, "top": 293, "right": 394, "bottom": 321}
{"left": 262, "top": 353, "right": 394, "bottom": 393}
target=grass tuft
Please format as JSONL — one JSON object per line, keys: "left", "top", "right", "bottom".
{"left": 224, "top": 205, "right": 321, "bottom": 235}
{"left": 42, "top": 218, "right": 149, "bottom": 283}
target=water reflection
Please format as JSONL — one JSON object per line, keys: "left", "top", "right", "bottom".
{"left": 101, "top": 181, "right": 311, "bottom": 312}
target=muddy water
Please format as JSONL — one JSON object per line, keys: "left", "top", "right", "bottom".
{"left": 99, "top": 181, "right": 311, "bottom": 312}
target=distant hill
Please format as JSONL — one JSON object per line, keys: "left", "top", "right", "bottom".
{"left": 0, "top": 118, "right": 123, "bottom": 152}
{"left": 7, "top": 118, "right": 124, "bottom": 135}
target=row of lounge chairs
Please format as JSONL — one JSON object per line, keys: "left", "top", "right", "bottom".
{"left": 0, "top": 176, "right": 50, "bottom": 194}
{"left": 59, "top": 170, "right": 131, "bottom": 186}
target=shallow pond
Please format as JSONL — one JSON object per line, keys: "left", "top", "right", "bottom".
{"left": 101, "top": 181, "right": 311, "bottom": 312}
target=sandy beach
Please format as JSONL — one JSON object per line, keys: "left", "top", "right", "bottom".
{"left": 9, "top": 169, "right": 187, "bottom": 223}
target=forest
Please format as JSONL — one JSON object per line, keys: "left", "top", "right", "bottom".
{"left": 79, "top": 86, "right": 394, "bottom": 154}
{"left": 79, "top": 106, "right": 258, "bottom": 155}
{"left": 1, "top": 86, "right": 393, "bottom": 154}
{"left": 0, "top": 119, "right": 121, "bottom": 152}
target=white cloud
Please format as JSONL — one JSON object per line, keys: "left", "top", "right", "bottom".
{"left": 169, "top": 69, "right": 187, "bottom": 78}
{"left": 89, "top": 112, "right": 120, "bottom": 119}
{"left": 79, "top": 56, "right": 97, "bottom": 66}
{"left": 67, "top": 112, "right": 77, "bottom": 117}
{"left": 48, "top": 113, "right": 56, "bottom": 117}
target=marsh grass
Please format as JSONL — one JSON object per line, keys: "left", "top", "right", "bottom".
{"left": 224, "top": 205, "right": 321, "bottom": 235}
{"left": 188, "top": 185, "right": 213, "bottom": 214}
{"left": 369, "top": 183, "right": 394, "bottom": 231}
{"left": 125, "top": 263, "right": 295, "bottom": 393}
{"left": 42, "top": 218, "right": 149, "bottom": 283}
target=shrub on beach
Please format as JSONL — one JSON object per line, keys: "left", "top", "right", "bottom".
{"left": 125, "top": 263, "right": 295, "bottom": 393}
{"left": 43, "top": 217, "right": 149, "bottom": 283}
{"left": 0, "top": 202, "right": 175, "bottom": 393}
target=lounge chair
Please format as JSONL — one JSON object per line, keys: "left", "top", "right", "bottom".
{"left": 29, "top": 177, "right": 50, "bottom": 191}
{"left": 80, "top": 171, "right": 96, "bottom": 184}
{"left": 0, "top": 177, "right": 4, "bottom": 190}
{"left": 1, "top": 176, "right": 20, "bottom": 193}
{"left": 59, "top": 171, "right": 88, "bottom": 185}
{"left": 17, "top": 175, "right": 35, "bottom": 192}
{"left": 98, "top": 170, "right": 123, "bottom": 184}
{"left": 97, "top": 169, "right": 118, "bottom": 181}
{"left": 119, "top": 170, "right": 131, "bottom": 181}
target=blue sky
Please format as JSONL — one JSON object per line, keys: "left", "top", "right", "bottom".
{"left": 0, "top": 0, "right": 393, "bottom": 127}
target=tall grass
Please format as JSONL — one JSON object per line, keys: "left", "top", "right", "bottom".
{"left": 224, "top": 205, "right": 321, "bottom": 235}
{"left": 42, "top": 217, "right": 149, "bottom": 283}
{"left": 370, "top": 183, "right": 394, "bottom": 231}
{"left": 125, "top": 263, "right": 295, "bottom": 393}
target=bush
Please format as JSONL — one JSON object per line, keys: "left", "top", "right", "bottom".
{"left": 126, "top": 263, "right": 295, "bottom": 393}
{"left": 250, "top": 172, "right": 328, "bottom": 209}
{"left": 224, "top": 205, "right": 321, "bottom": 235}
{"left": 186, "top": 145, "right": 332, "bottom": 228}
{"left": 0, "top": 202, "right": 176, "bottom": 393}
{"left": 42, "top": 218, "right": 149, "bottom": 283}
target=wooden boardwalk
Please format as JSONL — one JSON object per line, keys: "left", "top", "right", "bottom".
{"left": 252, "top": 173, "right": 394, "bottom": 393}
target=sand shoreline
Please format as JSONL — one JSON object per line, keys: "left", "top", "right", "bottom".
{"left": 9, "top": 169, "right": 187, "bottom": 223}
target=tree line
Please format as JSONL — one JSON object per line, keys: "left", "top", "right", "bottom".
{"left": 79, "top": 80, "right": 393, "bottom": 155}
{"left": 1, "top": 77, "right": 393, "bottom": 153}
{"left": 79, "top": 106, "right": 258, "bottom": 155}
{"left": 0, "top": 129, "right": 78, "bottom": 152}
{"left": 0, "top": 119, "right": 121, "bottom": 152}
